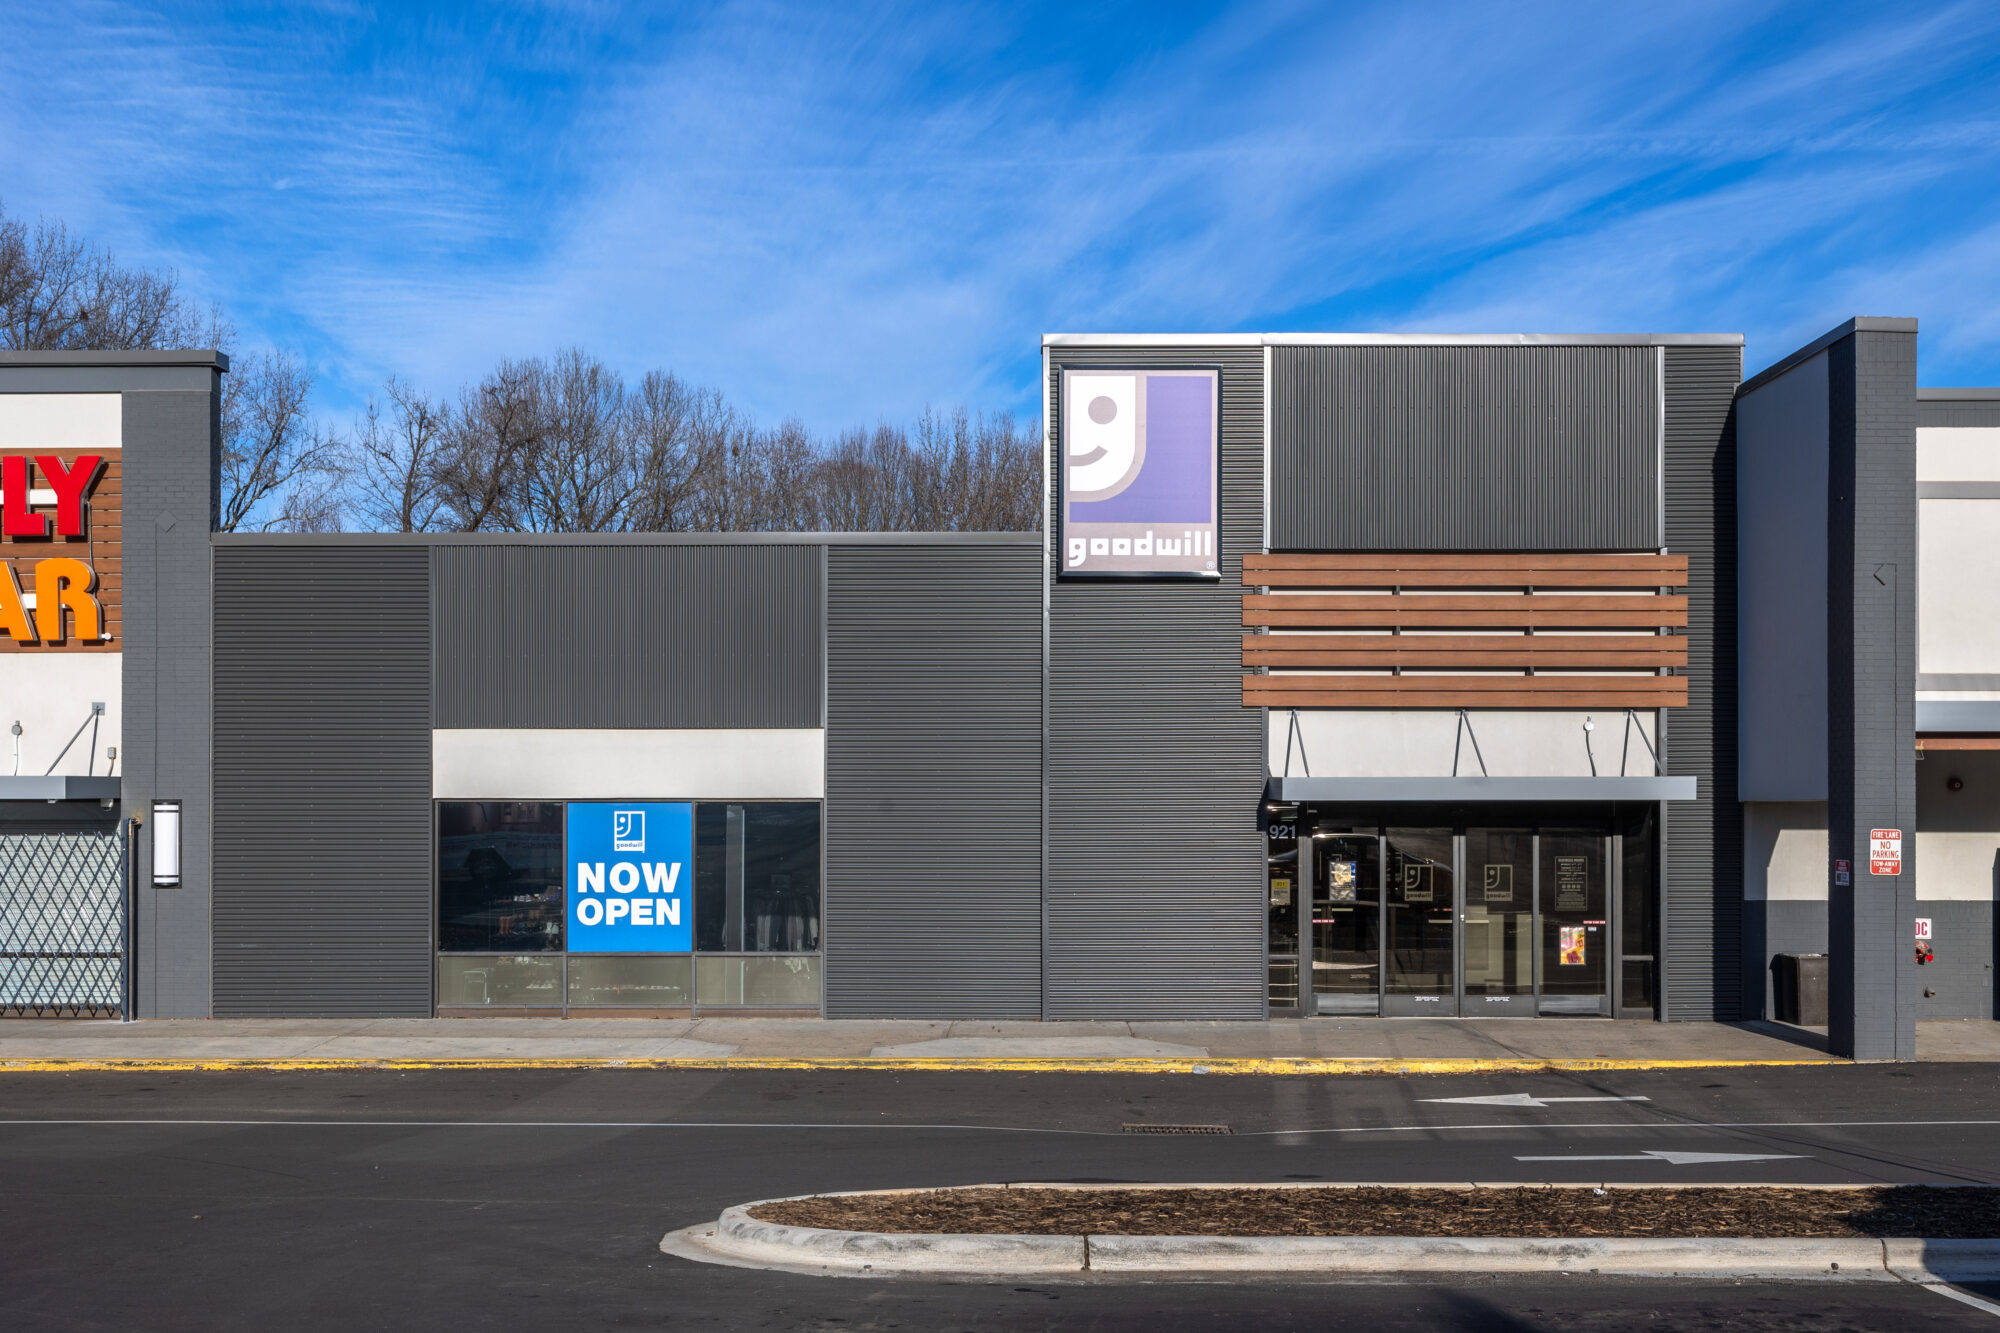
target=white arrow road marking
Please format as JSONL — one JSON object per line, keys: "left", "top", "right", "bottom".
{"left": 1422, "top": 1094, "right": 1652, "bottom": 1109}
{"left": 1513, "top": 1150, "right": 1807, "bottom": 1165}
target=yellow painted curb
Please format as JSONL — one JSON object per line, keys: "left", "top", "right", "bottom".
{"left": 0, "top": 1055, "right": 1844, "bottom": 1076}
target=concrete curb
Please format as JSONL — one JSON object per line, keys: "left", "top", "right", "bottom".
{"left": 657, "top": 1188, "right": 2000, "bottom": 1281}
{"left": 0, "top": 1054, "right": 1844, "bottom": 1076}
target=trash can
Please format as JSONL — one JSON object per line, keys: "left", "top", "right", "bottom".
{"left": 1772, "top": 952, "right": 1829, "bottom": 1027}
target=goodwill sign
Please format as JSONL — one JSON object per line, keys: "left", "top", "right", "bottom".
{"left": 565, "top": 802, "right": 693, "bottom": 951}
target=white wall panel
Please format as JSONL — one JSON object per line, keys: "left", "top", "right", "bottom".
{"left": 1268, "top": 708, "right": 1656, "bottom": 779}
{"left": 1917, "top": 426, "right": 2000, "bottom": 481}
{"left": 1743, "top": 801, "right": 1828, "bottom": 902}
{"left": 1919, "top": 499, "right": 2000, "bottom": 675}
{"left": 0, "top": 394, "right": 122, "bottom": 448}
{"left": 433, "top": 728, "right": 825, "bottom": 799}
{"left": 0, "top": 653, "right": 120, "bottom": 776}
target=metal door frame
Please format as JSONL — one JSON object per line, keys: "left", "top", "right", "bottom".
{"left": 1381, "top": 827, "right": 1461, "bottom": 1017}
{"left": 1292, "top": 810, "right": 1633, "bottom": 1020}
{"left": 1265, "top": 812, "right": 1305, "bottom": 1017}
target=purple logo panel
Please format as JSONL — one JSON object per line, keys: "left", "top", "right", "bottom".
{"left": 1060, "top": 367, "right": 1218, "bottom": 578}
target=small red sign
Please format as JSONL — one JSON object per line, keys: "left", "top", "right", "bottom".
{"left": 1869, "top": 829, "right": 1902, "bottom": 877}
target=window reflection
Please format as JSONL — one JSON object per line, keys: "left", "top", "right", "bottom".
{"left": 695, "top": 803, "right": 821, "bottom": 953}
{"left": 437, "top": 802, "right": 564, "bottom": 952}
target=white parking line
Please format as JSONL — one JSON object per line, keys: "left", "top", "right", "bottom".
{"left": 1924, "top": 1283, "right": 2000, "bottom": 1319}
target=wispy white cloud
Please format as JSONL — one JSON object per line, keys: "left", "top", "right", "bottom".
{"left": 2, "top": 0, "right": 1998, "bottom": 425}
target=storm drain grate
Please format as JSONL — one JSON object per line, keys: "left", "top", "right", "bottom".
{"left": 1121, "top": 1123, "right": 1232, "bottom": 1135}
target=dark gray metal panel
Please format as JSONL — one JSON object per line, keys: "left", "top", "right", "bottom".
{"left": 823, "top": 543, "right": 1043, "bottom": 1017}
{"left": 1825, "top": 328, "right": 1919, "bottom": 1059}
{"left": 1663, "top": 344, "right": 1744, "bottom": 1020}
{"left": 212, "top": 545, "right": 432, "bottom": 1017}
{"left": 1045, "top": 346, "right": 1266, "bottom": 1019}
{"left": 119, "top": 386, "right": 222, "bottom": 1018}
{"left": 1919, "top": 400, "right": 2000, "bottom": 428}
{"left": 433, "top": 544, "right": 822, "bottom": 729}
{"left": 1270, "top": 345, "right": 1658, "bottom": 550}
{"left": 1908, "top": 900, "right": 1994, "bottom": 1021}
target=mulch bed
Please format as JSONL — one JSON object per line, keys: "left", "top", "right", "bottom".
{"left": 750, "top": 1186, "right": 2000, "bottom": 1238}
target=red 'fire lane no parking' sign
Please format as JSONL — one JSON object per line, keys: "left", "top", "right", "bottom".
{"left": 1870, "top": 828, "right": 1903, "bottom": 876}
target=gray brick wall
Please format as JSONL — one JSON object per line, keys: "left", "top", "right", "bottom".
{"left": 120, "top": 386, "right": 221, "bottom": 1018}
{"left": 1825, "top": 324, "right": 1918, "bottom": 1060}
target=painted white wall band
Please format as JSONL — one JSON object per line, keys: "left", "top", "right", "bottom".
{"left": 0, "top": 394, "right": 122, "bottom": 449}
{"left": 432, "top": 728, "right": 825, "bottom": 800}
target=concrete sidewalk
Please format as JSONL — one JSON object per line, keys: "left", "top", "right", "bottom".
{"left": 2, "top": 1015, "right": 1995, "bottom": 1070}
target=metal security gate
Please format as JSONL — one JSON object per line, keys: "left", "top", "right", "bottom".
{"left": 0, "top": 826, "right": 128, "bottom": 1017}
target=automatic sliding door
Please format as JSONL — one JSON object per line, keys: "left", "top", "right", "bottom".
{"left": 1462, "top": 828, "right": 1534, "bottom": 1016}
{"left": 1310, "top": 831, "right": 1381, "bottom": 1015}
{"left": 1383, "top": 828, "right": 1457, "bottom": 1016}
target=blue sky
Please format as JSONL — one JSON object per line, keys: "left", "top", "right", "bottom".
{"left": 3, "top": 2, "right": 1998, "bottom": 430}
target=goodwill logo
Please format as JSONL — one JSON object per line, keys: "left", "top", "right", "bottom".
{"left": 1060, "top": 366, "right": 1219, "bottom": 578}
{"left": 566, "top": 801, "right": 692, "bottom": 952}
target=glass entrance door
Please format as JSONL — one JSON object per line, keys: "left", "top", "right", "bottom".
{"left": 1274, "top": 807, "right": 1649, "bottom": 1020}
{"left": 1539, "top": 830, "right": 1611, "bottom": 1015}
{"left": 1383, "top": 828, "right": 1458, "bottom": 1016}
{"left": 1462, "top": 828, "right": 1535, "bottom": 1016}
{"left": 1309, "top": 829, "right": 1381, "bottom": 1015}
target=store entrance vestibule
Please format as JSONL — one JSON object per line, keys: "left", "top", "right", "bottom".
{"left": 1266, "top": 805, "right": 1656, "bottom": 1019}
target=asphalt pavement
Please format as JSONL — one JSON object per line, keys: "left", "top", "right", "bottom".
{"left": 6, "top": 1063, "right": 2000, "bottom": 1329}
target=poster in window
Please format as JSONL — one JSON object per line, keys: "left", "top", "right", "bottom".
{"left": 1401, "top": 862, "right": 1432, "bottom": 903}
{"left": 1326, "top": 860, "right": 1356, "bottom": 903}
{"left": 1269, "top": 877, "right": 1292, "bottom": 907}
{"left": 1554, "top": 856, "right": 1589, "bottom": 911}
{"left": 1482, "top": 864, "right": 1514, "bottom": 904}
{"left": 1559, "top": 925, "right": 1587, "bottom": 966}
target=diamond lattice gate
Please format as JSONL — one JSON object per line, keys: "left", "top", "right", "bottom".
{"left": 0, "top": 827, "right": 128, "bottom": 1017}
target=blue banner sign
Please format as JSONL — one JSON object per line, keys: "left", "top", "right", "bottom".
{"left": 565, "top": 802, "right": 693, "bottom": 952}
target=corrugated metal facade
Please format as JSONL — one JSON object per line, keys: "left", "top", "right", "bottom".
{"left": 433, "top": 543, "right": 822, "bottom": 729}
{"left": 1045, "top": 347, "right": 1267, "bottom": 1019}
{"left": 212, "top": 545, "right": 433, "bottom": 1016}
{"left": 1663, "top": 344, "right": 1743, "bottom": 1020}
{"left": 1270, "top": 345, "right": 1660, "bottom": 550}
{"left": 823, "top": 542, "right": 1044, "bottom": 1017}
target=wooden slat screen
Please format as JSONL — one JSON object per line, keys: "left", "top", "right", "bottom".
{"left": 1242, "top": 553, "right": 1688, "bottom": 709}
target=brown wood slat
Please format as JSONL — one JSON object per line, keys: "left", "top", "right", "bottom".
{"left": 1245, "top": 688, "right": 1689, "bottom": 708}
{"left": 1243, "top": 676, "right": 1690, "bottom": 708}
{"left": 1245, "top": 553, "right": 1688, "bottom": 573}
{"left": 1246, "top": 609, "right": 1688, "bottom": 629}
{"left": 1245, "top": 594, "right": 1686, "bottom": 612}
{"left": 1243, "top": 633, "right": 1682, "bottom": 653}
{"left": 1245, "top": 673, "right": 1687, "bottom": 694}
{"left": 1245, "top": 648, "right": 1685, "bottom": 669}
{"left": 1250, "top": 568, "right": 1685, "bottom": 588}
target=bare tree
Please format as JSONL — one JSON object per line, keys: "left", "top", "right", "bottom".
{"left": 349, "top": 378, "right": 453, "bottom": 533}
{"left": 438, "top": 359, "right": 541, "bottom": 532}
{"left": 0, "top": 203, "right": 220, "bottom": 352}
{"left": 217, "top": 351, "right": 345, "bottom": 532}
{"left": 624, "top": 371, "right": 732, "bottom": 531}
{"left": 513, "top": 350, "right": 635, "bottom": 533}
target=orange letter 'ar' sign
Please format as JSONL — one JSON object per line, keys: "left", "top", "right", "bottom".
{"left": 0, "top": 558, "right": 103, "bottom": 643}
